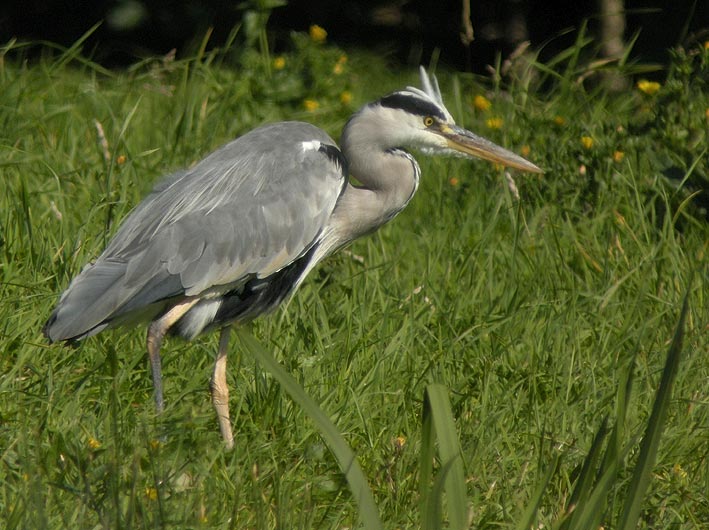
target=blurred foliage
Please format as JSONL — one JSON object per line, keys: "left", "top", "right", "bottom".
{"left": 3, "top": 0, "right": 707, "bottom": 71}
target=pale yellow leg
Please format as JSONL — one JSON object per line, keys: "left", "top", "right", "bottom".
{"left": 146, "top": 298, "right": 199, "bottom": 413}
{"left": 211, "top": 326, "right": 234, "bottom": 449}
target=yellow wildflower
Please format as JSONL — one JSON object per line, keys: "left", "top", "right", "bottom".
{"left": 636, "top": 79, "right": 660, "bottom": 95}
{"left": 473, "top": 95, "right": 491, "bottom": 111}
{"left": 520, "top": 145, "right": 531, "bottom": 157}
{"left": 334, "top": 54, "right": 347, "bottom": 75}
{"left": 449, "top": 176, "right": 459, "bottom": 187}
{"left": 303, "top": 99, "right": 319, "bottom": 112}
{"left": 339, "top": 91, "right": 352, "bottom": 105}
{"left": 149, "top": 439, "right": 161, "bottom": 451}
{"left": 273, "top": 56, "right": 286, "bottom": 70}
{"left": 485, "top": 117, "right": 503, "bottom": 129}
{"left": 581, "top": 136, "right": 594, "bottom": 150}
{"left": 704, "top": 41, "right": 709, "bottom": 50}
{"left": 553, "top": 115, "right": 566, "bottom": 126}
{"left": 393, "top": 435, "right": 407, "bottom": 450}
{"left": 116, "top": 154, "right": 126, "bottom": 165}
{"left": 613, "top": 150, "right": 625, "bottom": 163}
{"left": 88, "top": 437, "right": 101, "bottom": 450}
{"left": 309, "top": 25, "right": 327, "bottom": 43}
{"left": 145, "top": 487, "right": 158, "bottom": 501}
{"left": 673, "top": 463, "right": 688, "bottom": 481}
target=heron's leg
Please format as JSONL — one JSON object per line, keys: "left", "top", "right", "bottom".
{"left": 211, "top": 326, "right": 234, "bottom": 449}
{"left": 146, "top": 298, "right": 199, "bottom": 413}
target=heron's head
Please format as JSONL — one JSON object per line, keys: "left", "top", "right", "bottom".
{"left": 345, "top": 67, "right": 542, "bottom": 174}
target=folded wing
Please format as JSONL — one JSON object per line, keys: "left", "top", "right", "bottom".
{"left": 44, "top": 122, "right": 347, "bottom": 342}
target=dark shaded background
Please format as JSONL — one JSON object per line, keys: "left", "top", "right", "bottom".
{"left": 1, "top": 1, "right": 707, "bottom": 69}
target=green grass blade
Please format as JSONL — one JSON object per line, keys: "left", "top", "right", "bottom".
{"left": 617, "top": 289, "right": 691, "bottom": 530}
{"left": 422, "top": 384, "right": 468, "bottom": 530}
{"left": 53, "top": 22, "right": 112, "bottom": 75}
{"left": 423, "top": 457, "right": 461, "bottom": 530}
{"left": 565, "top": 441, "right": 634, "bottom": 530}
{"left": 420, "top": 387, "right": 436, "bottom": 529}
{"left": 236, "top": 329, "right": 383, "bottom": 530}
{"left": 516, "top": 454, "right": 560, "bottom": 530}
{"left": 560, "top": 419, "right": 609, "bottom": 530}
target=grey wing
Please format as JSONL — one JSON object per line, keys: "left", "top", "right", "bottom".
{"left": 44, "top": 122, "right": 346, "bottom": 342}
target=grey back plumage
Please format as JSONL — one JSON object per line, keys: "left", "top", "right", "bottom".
{"left": 45, "top": 122, "right": 346, "bottom": 342}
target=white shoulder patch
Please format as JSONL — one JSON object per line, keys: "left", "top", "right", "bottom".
{"left": 301, "top": 140, "right": 321, "bottom": 152}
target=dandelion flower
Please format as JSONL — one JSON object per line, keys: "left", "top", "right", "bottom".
{"left": 309, "top": 25, "right": 327, "bottom": 43}
{"left": 613, "top": 150, "right": 624, "bottom": 163}
{"left": 273, "top": 56, "right": 286, "bottom": 70}
{"left": 334, "top": 54, "right": 347, "bottom": 74}
{"left": 581, "top": 136, "right": 594, "bottom": 150}
{"left": 520, "top": 145, "right": 531, "bottom": 157}
{"left": 673, "top": 463, "right": 688, "bottom": 481}
{"left": 339, "top": 91, "right": 352, "bottom": 105}
{"left": 473, "top": 95, "right": 491, "bottom": 111}
{"left": 145, "top": 487, "right": 158, "bottom": 501}
{"left": 485, "top": 117, "right": 503, "bottom": 129}
{"left": 636, "top": 79, "right": 660, "bottom": 95}
{"left": 88, "top": 437, "right": 101, "bottom": 450}
{"left": 116, "top": 154, "right": 126, "bottom": 165}
{"left": 303, "top": 99, "right": 319, "bottom": 112}
{"left": 553, "top": 115, "right": 566, "bottom": 126}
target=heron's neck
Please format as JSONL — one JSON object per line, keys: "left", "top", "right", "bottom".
{"left": 333, "top": 127, "right": 420, "bottom": 242}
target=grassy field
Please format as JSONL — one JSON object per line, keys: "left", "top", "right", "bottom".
{"left": 1, "top": 29, "right": 708, "bottom": 529}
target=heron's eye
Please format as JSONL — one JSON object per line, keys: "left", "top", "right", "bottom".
{"left": 423, "top": 116, "right": 435, "bottom": 127}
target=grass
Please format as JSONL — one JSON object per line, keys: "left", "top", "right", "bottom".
{"left": 1, "top": 27, "right": 708, "bottom": 529}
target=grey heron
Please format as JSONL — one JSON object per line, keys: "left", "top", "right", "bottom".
{"left": 44, "top": 67, "right": 541, "bottom": 448}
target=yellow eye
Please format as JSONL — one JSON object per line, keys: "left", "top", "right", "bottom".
{"left": 423, "top": 116, "right": 435, "bottom": 127}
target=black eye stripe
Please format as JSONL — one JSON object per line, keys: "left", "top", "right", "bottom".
{"left": 378, "top": 93, "right": 445, "bottom": 120}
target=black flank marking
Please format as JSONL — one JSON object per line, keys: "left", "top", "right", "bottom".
{"left": 211, "top": 243, "right": 320, "bottom": 327}
{"left": 318, "top": 143, "right": 348, "bottom": 176}
{"left": 378, "top": 93, "right": 445, "bottom": 120}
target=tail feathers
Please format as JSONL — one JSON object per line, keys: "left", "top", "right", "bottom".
{"left": 44, "top": 259, "right": 135, "bottom": 343}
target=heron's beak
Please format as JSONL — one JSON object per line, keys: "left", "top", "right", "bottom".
{"left": 440, "top": 124, "right": 543, "bottom": 173}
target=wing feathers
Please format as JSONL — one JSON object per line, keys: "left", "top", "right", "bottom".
{"left": 45, "top": 122, "right": 346, "bottom": 341}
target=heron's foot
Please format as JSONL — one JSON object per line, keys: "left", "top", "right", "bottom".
{"left": 211, "top": 376, "right": 234, "bottom": 449}
{"left": 212, "top": 326, "right": 234, "bottom": 449}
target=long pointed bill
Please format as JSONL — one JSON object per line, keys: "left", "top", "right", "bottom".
{"left": 442, "top": 124, "right": 542, "bottom": 173}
